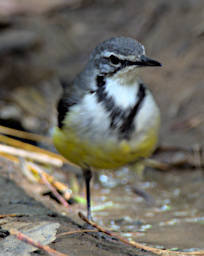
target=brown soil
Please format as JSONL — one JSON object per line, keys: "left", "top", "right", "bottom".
{"left": 0, "top": 0, "right": 203, "bottom": 255}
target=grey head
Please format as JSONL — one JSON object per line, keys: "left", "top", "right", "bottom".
{"left": 71, "top": 37, "right": 162, "bottom": 99}
{"left": 58, "top": 37, "right": 161, "bottom": 129}
{"left": 86, "top": 37, "right": 161, "bottom": 77}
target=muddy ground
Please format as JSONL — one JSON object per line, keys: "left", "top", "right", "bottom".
{"left": 0, "top": 166, "right": 153, "bottom": 256}
{"left": 0, "top": 0, "right": 203, "bottom": 255}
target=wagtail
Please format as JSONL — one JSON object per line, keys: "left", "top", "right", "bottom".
{"left": 53, "top": 37, "right": 162, "bottom": 220}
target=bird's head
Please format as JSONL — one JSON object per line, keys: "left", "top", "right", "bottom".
{"left": 88, "top": 37, "right": 161, "bottom": 84}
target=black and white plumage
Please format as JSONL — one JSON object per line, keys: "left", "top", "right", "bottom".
{"left": 53, "top": 37, "right": 162, "bottom": 219}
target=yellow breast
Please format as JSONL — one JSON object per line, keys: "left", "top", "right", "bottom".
{"left": 53, "top": 121, "right": 159, "bottom": 170}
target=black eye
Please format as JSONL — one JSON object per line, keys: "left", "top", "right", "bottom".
{"left": 109, "top": 55, "right": 120, "bottom": 65}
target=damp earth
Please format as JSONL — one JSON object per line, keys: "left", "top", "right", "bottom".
{"left": 0, "top": 0, "right": 203, "bottom": 255}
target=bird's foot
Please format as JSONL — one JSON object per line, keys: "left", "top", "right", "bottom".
{"left": 81, "top": 222, "right": 118, "bottom": 242}
{"left": 79, "top": 212, "right": 118, "bottom": 242}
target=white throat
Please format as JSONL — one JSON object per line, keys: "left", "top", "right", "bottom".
{"left": 112, "top": 66, "right": 139, "bottom": 85}
{"left": 104, "top": 67, "right": 140, "bottom": 109}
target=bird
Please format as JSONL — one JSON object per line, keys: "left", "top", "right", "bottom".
{"left": 53, "top": 37, "right": 162, "bottom": 220}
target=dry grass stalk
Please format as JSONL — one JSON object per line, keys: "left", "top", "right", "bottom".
{"left": 26, "top": 162, "right": 72, "bottom": 200}
{"left": 10, "top": 229, "right": 68, "bottom": 256}
{"left": 27, "top": 162, "right": 70, "bottom": 208}
{"left": 0, "top": 125, "right": 52, "bottom": 145}
{"left": 0, "top": 144, "right": 63, "bottom": 167}
{"left": 57, "top": 229, "right": 99, "bottom": 238}
{"left": 0, "top": 152, "right": 19, "bottom": 163}
{"left": 0, "top": 134, "right": 67, "bottom": 163}
{"left": 0, "top": 213, "right": 25, "bottom": 218}
{"left": 78, "top": 212, "right": 204, "bottom": 256}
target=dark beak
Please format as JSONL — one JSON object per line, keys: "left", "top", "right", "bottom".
{"left": 136, "top": 55, "right": 162, "bottom": 67}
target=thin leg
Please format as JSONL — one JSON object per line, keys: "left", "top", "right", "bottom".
{"left": 82, "top": 168, "right": 92, "bottom": 220}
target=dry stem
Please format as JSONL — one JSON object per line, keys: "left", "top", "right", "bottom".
{"left": 0, "top": 144, "right": 63, "bottom": 167}
{"left": 10, "top": 229, "right": 68, "bottom": 256}
{"left": 27, "top": 162, "right": 70, "bottom": 208}
{"left": 78, "top": 212, "right": 204, "bottom": 256}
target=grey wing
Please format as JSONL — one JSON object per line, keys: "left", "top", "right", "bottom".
{"left": 57, "top": 78, "right": 87, "bottom": 128}
{"left": 57, "top": 64, "right": 94, "bottom": 129}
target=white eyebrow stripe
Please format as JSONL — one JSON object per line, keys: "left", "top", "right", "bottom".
{"left": 102, "top": 51, "right": 140, "bottom": 61}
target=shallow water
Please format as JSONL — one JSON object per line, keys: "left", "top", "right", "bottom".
{"left": 90, "top": 167, "right": 204, "bottom": 250}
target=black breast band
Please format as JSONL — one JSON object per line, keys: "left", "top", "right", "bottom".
{"left": 96, "top": 75, "right": 146, "bottom": 140}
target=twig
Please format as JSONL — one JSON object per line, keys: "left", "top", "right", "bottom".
{"left": 27, "top": 162, "right": 70, "bottom": 208}
{"left": 144, "top": 157, "right": 204, "bottom": 171}
{"left": 155, "top": 144, "right": 203, "bottom": 154}
{"left": 78, "top": 212, "right": 204, "bottom": 256}
{"left": 0, "top": 151, "right": 19, "bottom": 163}
{"left": 0, "top": 213, "right": 26, "bottom": 219}
{"left": 0, "top": 134, "right": 67, "bottom": 163}
{"left": 0, "top": 125, "right": 52, "bottom": 145}
{"left": 57, "top": 229, "right": 139, "bottom": 238}
{"left": 0, "top": 144, "right": 63, "bottom": 167}
{"left": 10, "top": 229, "right": 68, "bottom": 256}
{"left": 57, "top": 229, "right": 99, "bottom": 238}
{"left": 147, "top": 144, "right": 204, "bottom": 171}
{"left": 131, "top": 186, "right": 155, "bottom": 205}
{"left": 26, "top": 161, "right": 72, "bottom": 200}
{"left": 144, "top": 158, "right": 172, "bottom": 171}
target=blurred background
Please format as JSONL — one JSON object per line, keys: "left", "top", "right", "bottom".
{"left": 0, "top": 0, "right": 203, "bottom": 251}
{"left": 0, "top": 0, "right": 203, "bottom": 145}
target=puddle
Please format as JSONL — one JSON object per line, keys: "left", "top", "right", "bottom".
{"left": 90, "top": 168, "right": 204, "bottom": 250}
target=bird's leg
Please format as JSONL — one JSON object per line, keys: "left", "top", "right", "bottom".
{"left": 81, "top": 168, "right": 118, "bottom": 241}
{"left": 82, "top": 168, "right": 93, "bottom": 220}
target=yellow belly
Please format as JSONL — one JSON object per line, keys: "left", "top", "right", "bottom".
{"left": 53, "top": 125, "right": 159, "bottom": 170}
